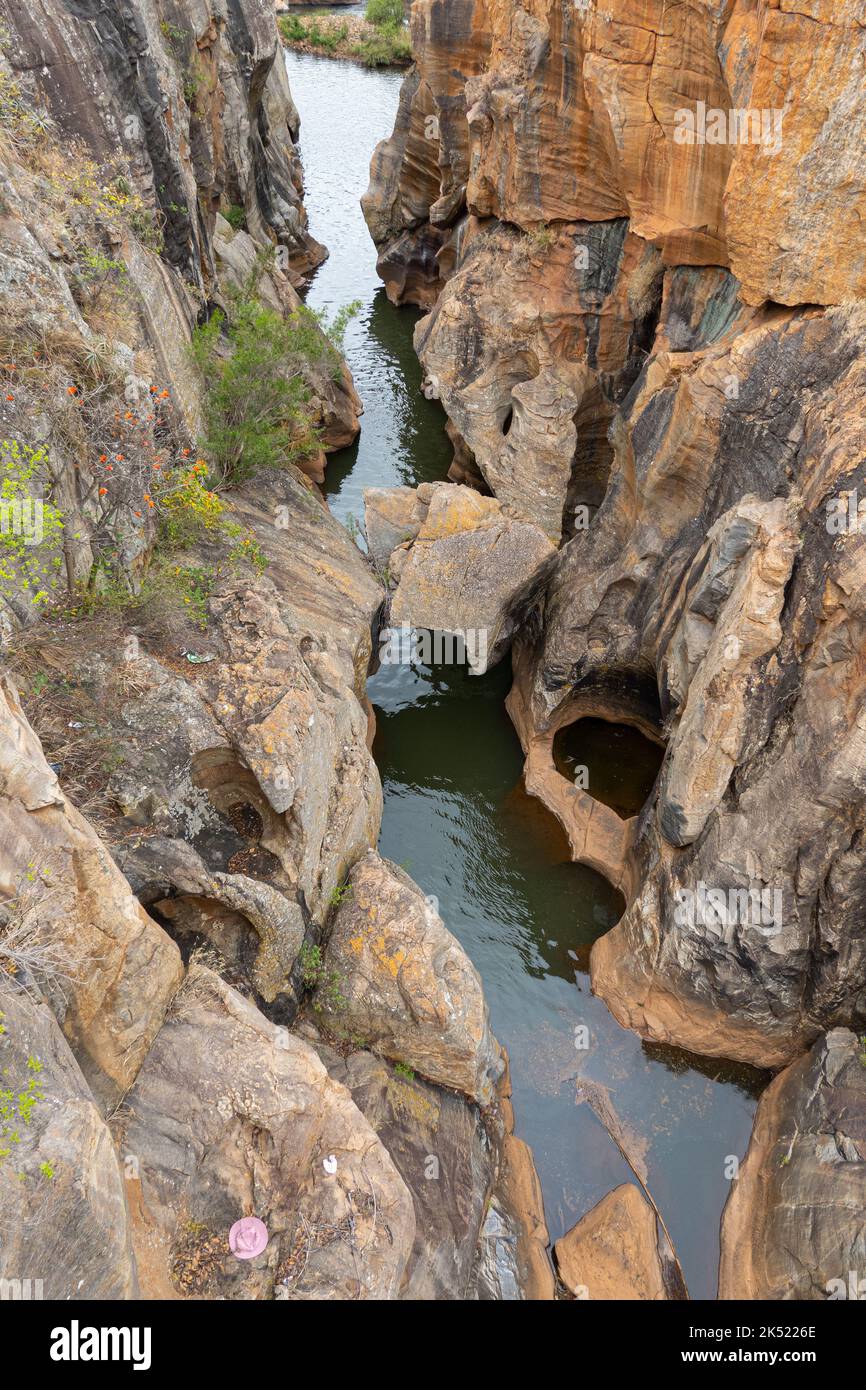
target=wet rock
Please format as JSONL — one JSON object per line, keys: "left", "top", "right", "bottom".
{"left": 472, "top": 1132, "right": 556, "bottom": 1302}
{"left": 316, "top": 851, "right": 503, "bottom": 1104}
{"left": 117, "top": 964, "right": 416, "bottom": 1300}
{"left": 0, "top": 987, "right": 137, "bottom": 1299}
{"left": 554, "top": 1183, "right": 673, "bottom": 1301}
{"left": 0, "top": 675, "right": 183, "bottom": 1109}
{"left": 387, "top": 482, "right": 554, "bottom": 673}
{"left": 719, "top": 1029, "right": 866, "bottom": 1301}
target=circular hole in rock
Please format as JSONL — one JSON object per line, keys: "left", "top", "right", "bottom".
{"left": 553, "top": 717, "right": 664, "bottom": 820}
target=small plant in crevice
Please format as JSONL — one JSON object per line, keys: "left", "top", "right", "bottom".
{"left": 329, "top": 883, "right": 353, "bottom": 908}
{"left": 224, "top": 203, "right": 246, "bottom": 232}
{"left": 0, "top": 1014, "right": 52, "bottom": 1178}
{"left": 392, "top": 1061, "right": 415, "bottom": 1082}
{"left": 298, "top": 943, "right": 347, "bottom": 1015}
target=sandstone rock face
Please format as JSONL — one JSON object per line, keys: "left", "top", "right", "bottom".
{"left": 414, "top": 220, "right": 662, "bottom": 542}
{"left": 118, "top": 964, "right": 416, "bottom": 1300}
{"left": 520, "top": 298, "right": 866, "bottom": 1067}
{"left": 27, "top": 466, "right": 383, "bottom": 945}
{"left": 723, "top": 1, "right": 866, "bottom": 307}
{"left": 0, "top": 987, "right": 137, "bottom": 1299}
{"left": 554, "top": 1183, "right": 673, "bottom": 1301}
{"left": 472, "top": 1124, "right": 556, "bottom": 1301}
{"left": 0, "top": 675, "right": 183, "bottom": 1108}
{"left": 316, "top": 851, "right": 504, "bottom": 1104}
{"left": 310, "top": 1040, "right": 496, "bottom": 1300}
{"left": 381, "top": 482, "right": 555, "bottom": 671}
{"left": 366, "top": 0, "right": 866, "bottom": 308}
{"left": 0, "top": 9, "right": 357, "bottom": 638}
{"left": 719, "top": 1030, "right": 866, "bottom": 1301}
{"left": 0, "top": 0, "right": 324, "bottom": 286}
{"left": 364, "top": 484, "right": 430, "bottom": 572}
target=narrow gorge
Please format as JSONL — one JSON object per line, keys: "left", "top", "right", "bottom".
{"left": 0, "top": 0, "right": 864, "bottom": 1319}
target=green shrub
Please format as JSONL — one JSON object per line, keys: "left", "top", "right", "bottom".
{"left": 191, "top": 299, "right": 326, "bottom": 487}
{"left": 355, "top": 26, "right": 411, "bottom": 66}
{"left": 365, "top": 0, "right": 405, "bottom": 29}
{"left": 0, "top": 441, "right": 65, "bottom": 609}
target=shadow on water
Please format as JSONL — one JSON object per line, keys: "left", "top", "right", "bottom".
{"left": 285, "top": 47, "right": 769, "bottom": 1300}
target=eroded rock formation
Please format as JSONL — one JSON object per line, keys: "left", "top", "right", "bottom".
{"left": 316, "top": 850, "right": 503, "bottom": 1103}
{"left": 0, "top": 0, "right": 548, "bottom": 1304}
{"left": 554, "top": 1183, "right": 676, "bottom": 1302}
{"left": 372, "top": 480, "right": 555, "bottom": 670}
{"left": 719, "top": 1029, "right": 866, "bottom": 1300}
{"left": 364, "top": 0, "right": 866, "bottom": 1073}
{"left": 0, "top": 0, "right": 325, "bottom": 286}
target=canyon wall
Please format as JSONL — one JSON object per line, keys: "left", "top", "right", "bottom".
{"left": 361, "top": 0, "right": 866, "bottom": 1296}
{"left": 0, "top": 0, "right": 547, "bottom": 1302}
{"left": 364, "top": 0, "right": 866, "bottom": 1073}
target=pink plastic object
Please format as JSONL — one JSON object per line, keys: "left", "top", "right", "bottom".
{"left": 229, "top": 1216, "right": 269, "bottom": 1260}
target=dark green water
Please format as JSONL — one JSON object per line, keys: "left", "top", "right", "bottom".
{"left": 554, "top": 718, "right": 665, "bottom": 820}
{"left": 287, "top": 46, "right": 766, "bottom": 1300}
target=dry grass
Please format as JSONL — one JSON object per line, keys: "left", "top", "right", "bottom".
{"left": 3, "top": 614, "right": 134, "bottom": 833}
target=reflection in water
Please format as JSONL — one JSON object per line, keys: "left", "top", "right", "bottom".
{"left": 553, "top": 717, "right": 665, "bottom": 820}
{"left": 287, "top": 50, "right": 451, "bottom": 525}
{"left": 287, "top": 47, "right": 768, "bottom": 1300}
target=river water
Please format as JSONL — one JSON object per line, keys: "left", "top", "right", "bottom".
{"left": 285, "top": 44, "right": 766, "bottom": 1300}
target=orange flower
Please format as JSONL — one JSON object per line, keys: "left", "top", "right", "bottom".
{"left": 5, "top": 394, "right": 13, "bottom": 402}
{"left": 99, "top": 454, "right": 108, "bottom": 463}
{"left": 98, "top": 487, "right": 108, "bottom": 496}
{"left": 67, "top": 386, "right": 78, "bottom": 396}
{"left": 159, "top": 390, "right": 170, "bottom": 399}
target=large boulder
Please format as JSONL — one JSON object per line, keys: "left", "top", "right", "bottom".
{"left": 0, "top": 986, "right": 137, "bottom": 1299}
{"left": 553, "top": 1183, "right": 676, "bottom": 1301}
{"left": 117, "top": 964, "right": 416, "bottom": 1300}
{"left": 384, "top": 482, "right": 554, "bottom": 673}
{"left": 315, "top": 851, "right": 504, "bottom": 1104}
{"left": 719, "top": 1029, "right": 866, "bottom": 1301}
{"left": 308, "top": 1040, "right": 496, "bottom": 1300}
